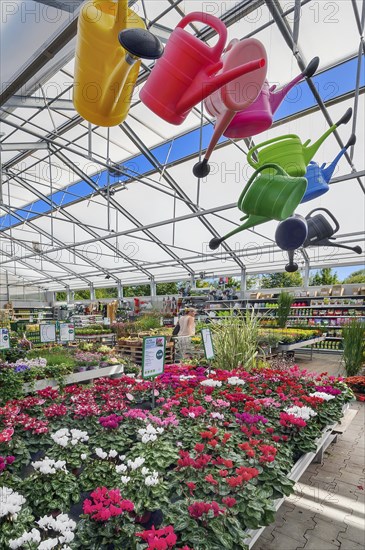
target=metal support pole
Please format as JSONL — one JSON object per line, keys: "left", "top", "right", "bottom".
{"left": 190, "top": 274, "right": 196, "bottom": 289}
{"left": 117, "top": 280, "right": 123, "bottom": 300}
{"left": 240, "top": 269, "right": 246, "bottom": 299}
{"left": 150, "top": 278, "right": 157, "bottom": 298}
{"left": 90, "top": 283, "right": 95, "bottom": 301}
{"left": 304, "top": 259, "right": 310, "bottom": 289}
{"left": 66, "top": 286, "right": 71, "bottom": 304}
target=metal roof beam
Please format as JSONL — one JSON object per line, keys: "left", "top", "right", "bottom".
{"left": 4, "top": 96, "right": 75, "bottom": 111}
{"left": 0, "top": 142, "right": 48, "bottom": 151}
{"left": 265, "top": 0, "right": 365, "bottom": 194}
{"left": 121, "top": 122, "right": 246, "bottom": 271}
{"left": 50, "top": 146, "right": 195, "bottom": 276}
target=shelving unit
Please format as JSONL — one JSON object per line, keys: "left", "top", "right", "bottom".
{"left": 12, "top": 306, "right": 54, "bottom": 322}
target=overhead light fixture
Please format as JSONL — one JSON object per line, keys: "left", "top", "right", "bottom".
{"left": 105, "top": 274, "right": 111, "bottom": 280}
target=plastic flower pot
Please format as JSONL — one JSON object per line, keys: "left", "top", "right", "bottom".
{"left": 77, "top": 366, "right": 88, "bottom": 373}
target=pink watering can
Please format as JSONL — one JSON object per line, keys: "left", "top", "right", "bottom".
{"left": 247, "top": 107, "right": 353, "bottom": 177}
{"left": 140, "top": 12, "right": 265, "bottom": 126}
{"left": 224, "top": 57, "right": 319, "bottom": 139}
{"left": 193, "top": 38, "right": 267, "bottom": 178}
{"left": 301, "top": 134, "right": 356, "bottom": 203}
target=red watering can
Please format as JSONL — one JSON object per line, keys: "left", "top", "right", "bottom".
{"left": 140, "top": 13, "right": 265, "bottom": 126}
{"left": 224, "top": 57, "right": 319, "bottom": 139}
{"left": 246, "top": 108, "right": 353, "bottom": 177}
{"left": 193, "top": 38, "right": 267, "bottom": 178}
{"left": 209, "top": 164, "right": 307, "bottom": 250}
{"left": 301, "top": 134, "right": 356, "bottom": 203}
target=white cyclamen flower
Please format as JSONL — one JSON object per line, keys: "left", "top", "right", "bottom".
{"left": 0, "top": 487, "right": 26, "bottom": 519}
{"left": 141, "top": 467, "right": 150, "bottom": 476}
{"left": 200, "top": 379, "right": 222, "bottom": 387}
{"left": 310, "top": 392, "right": 335, "bottom": 401}
{"left": 116, "top": 464, "right": 128, "bottom": 473}
{"left": 95, "top": 448, "right": 108, "bottom": 460}
{"left": 284, "top": 405, "right": 317, "bottom": 421}
{"left": 32, "top": 457, "right": 67, "bottom": 475}
{"left": 108, "top": 449, "right": 118, "bottom": 458}
{"left": 145, "top": 472, "right": 159, "bottom": 486}
{"left": 227, "top": 376, "right": 246, "bottom": 386}
{"left": 80, "top": 453, "right": 87, "bottom": 460}
{"left": 127, "top": 457, "right": 145, "bottom": 470}
{"left": 211, "top": 412, "right": 224, "bottom": 420}
{"left": 38, "top": 539, "right": 59, "bottom": 550}
{"left": 120, "top": 476, "right": 131, "bottom": 484}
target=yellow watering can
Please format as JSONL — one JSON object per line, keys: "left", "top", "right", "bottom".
{"left": 73, "top": 0, "right": 163, "bottom": 126}
{"left": 246, "top": 108, "right": 352, "bottom": 177}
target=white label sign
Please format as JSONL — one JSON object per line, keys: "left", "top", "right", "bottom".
{"left": 201, "top": 328, "right": 215, "bottom": 360}
{"left": 60, "top": 323, "right": 75, "bottom": 342}
{"left": 142, "top": 336, "right": 166, "bottom": 379}
{"left": 40, "top": 323, "right": 56, "bottom": 343}
{"left": 0, "top": 328, "right": 10, "bottom": 350}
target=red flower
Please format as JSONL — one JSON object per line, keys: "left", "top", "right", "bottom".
{"left": 222, "top": 497, "right": 237, "bottom": 508}
{"left": 195, "top": 443, "right": 205, "bottom": 453}
{"left": 0, "top": 428, "right": 14, "bottom": 442}
{"left": 227, "top": 475, "right": 243, "bottom": 488}
{"left": 205, "top": 474, "right": 218, "bottom": 486}
{"left": 218, "top": 469, "right": 228, "bottom": 477}
{"left": 186, "top": 482, "right": 196, "bottom": 495}
{"left": 208, "top": 439, "right": 218, "bottom": 448}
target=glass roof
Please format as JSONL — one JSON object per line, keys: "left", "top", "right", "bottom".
{"left": 0, "top": 0, "right": 364, "bottom": 291}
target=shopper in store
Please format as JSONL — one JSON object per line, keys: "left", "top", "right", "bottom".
{"left": 174, "top": 308, "right": 196, "bottom": 360}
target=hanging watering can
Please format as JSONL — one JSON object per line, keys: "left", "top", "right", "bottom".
{"left": 225, "top": 57, "right": 319, "bottom": 139}
{"left": 140, "top": 12, "right": 265, "bottom": 126}
{"left": 303, "top": 208, "right": 362, "bottom": 254}
{"left": 192, "top": 38, "right": 267, "bottom": 178}
{"left": 246, "top": 108, "right": 353, "bottom": 177}
{"left": 209, "top": 164, "right": 307, "bottom": 250}
{"left": 275, "top": 215, "right": 308, "bottom": 272}
{"left": 301, "top": 134, "right": 356, "bottom": 203}
{"left": 73, "top": 0, "right": 163, "bottom": 127}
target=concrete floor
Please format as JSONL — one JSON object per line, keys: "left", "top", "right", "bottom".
{"left": 252, "top": 352, "right": 365, "bottom": 550}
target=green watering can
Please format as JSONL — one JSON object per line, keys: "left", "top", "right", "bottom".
{"left": 246, "top": 108, "right": 353, "bottom": 177}
{"left": 209, "top": 163, "right": 307, "bottom": 249}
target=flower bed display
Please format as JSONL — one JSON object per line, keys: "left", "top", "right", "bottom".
{"left": 0, "top": 363, "right": 353, "bottom": 549}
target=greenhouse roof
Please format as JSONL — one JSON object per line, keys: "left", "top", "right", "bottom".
{"left": 0, "top": 0, "right": 364, "bottom": 292}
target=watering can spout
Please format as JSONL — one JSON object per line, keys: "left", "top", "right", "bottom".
{"left": 269, "top": 57, "right": 320, "bottom": 115}
{"left": 315, "top": 239, "right": 362, "bottom": 254}
{"left": 177, "top": 58, "right": 265, "bottom": 115}
{"left": 285, "top": 250, "right": 299, "bottom": 272}
{"left": 321, "top": 133, "right": 357, "bottom": 183}
{"left": 209, "top": 214, "right": 269, "bottom": 249}
{"left": 302, "top": 107, "right": 353, "bottom": 165}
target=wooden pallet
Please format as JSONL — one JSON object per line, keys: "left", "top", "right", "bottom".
{"left": 117, "top": 342, "right": 174, "bottom": 365}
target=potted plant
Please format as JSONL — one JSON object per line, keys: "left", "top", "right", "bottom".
{"left": 342, "top": 320, "right": 365, "bottom": 376}
{"left": 276, "top": 292, "right": 293, "bottom": 329}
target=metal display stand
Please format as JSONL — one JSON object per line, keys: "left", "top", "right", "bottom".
{"left": 244, "top": 405, "right": 348, "bottom": 548}
{"left": 278, "top": 336, "right": 326, "bottom": 360}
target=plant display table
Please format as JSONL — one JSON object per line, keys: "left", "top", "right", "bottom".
{"left": 23, "top": 364, "right": 125, "bottom": 392}
{"left": 117, "top": 338, "right": 174, "bottom": 365}
{"left": 278, "top": 336, "right": 326, "bottom": 359}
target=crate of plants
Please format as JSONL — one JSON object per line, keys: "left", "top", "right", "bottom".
{"left": 0, "top": 362, "right": 354, "bottom": 549}
{"left": 344, "top": 376, "right": 365, "bottom": 401}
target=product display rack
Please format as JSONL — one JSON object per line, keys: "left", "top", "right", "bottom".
{"left": 11, "top": 306, "right": 55, "bottom": 322}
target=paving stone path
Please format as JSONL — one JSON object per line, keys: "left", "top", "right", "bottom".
{"left": 252, "top": 353, "right": 365, "bottom": 550}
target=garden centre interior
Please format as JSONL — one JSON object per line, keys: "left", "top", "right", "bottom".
{"left": 0, "top": 1, "right": 365, "bottom": 549}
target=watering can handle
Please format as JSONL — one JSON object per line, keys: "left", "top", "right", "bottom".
{"left": 177, "top": 12, "right": 227, "bottom": 59}
{"left": 237, "top": 163, "right": 286, "bottom": 205}
{"left": 247, "top": 135, "right": 298, "bottom": 167}
{"left": 305, "top": 208, "right": 340, "bottom": 233}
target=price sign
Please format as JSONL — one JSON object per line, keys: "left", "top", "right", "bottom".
{"left": 201, "top": 328, "right": 215, "bottom": 360}
{"left": 40, "top": 323, "right": 56, "bottom": 343}
{"left": 0, "top": 328, "right": 10, "bottom": 350}
{"left": 59, "top": 323, "right": 75, "bottom": 342}
{"left": 142, "top": 336, "right": 166, "bottom": 379}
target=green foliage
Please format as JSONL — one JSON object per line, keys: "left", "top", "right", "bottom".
{"left": 156, "top": 282, "right": 179, "bottom": 295}
{"left": 276, "top": 292, "right": 293, "bottom": 329}
{"left": 134, "top": 314, "right": 161, "bottom": 332}
{"left": 27, "top": 347, "right": 76, "bottom": 368}
{"left": 95, "top": 287, "right": 118, "bottom": 299}
{"left": 56, "top": 291, "right": 67, "bottom": 301}
{"left": 211, "top": 310, "right": 260, "bottom": 371}
{"left": 0, "top": 365, "right": 25, "bottom": 404}
{"left": 342, "top": 320, "right": 365, "bottom": 376}
{"left": 343, "top": 269, "right": 365, "bottom": 284}
{"left": 260, "top": 271, "right": 303, "bottom": 288}
{"left": 123, "top": 284, "right": 151, "bottom": 297}
{"left": 310, "top": 268, "right": 339, "bottom": 286}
